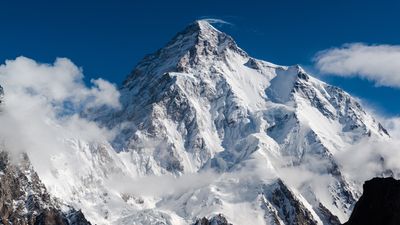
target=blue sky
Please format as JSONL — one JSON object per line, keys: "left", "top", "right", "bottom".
{"left": 1, "top": 0, "right": 400, "bottom": 116}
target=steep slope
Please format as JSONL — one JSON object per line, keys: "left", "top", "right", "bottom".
{"left": 0, "top": 85, "right": 92, "bottom": 225}
{"left": 20, "top": 20, "right": 391, "bottom": 225}
{"left": 0, "top": 151, "right": 91, "bottom": 225}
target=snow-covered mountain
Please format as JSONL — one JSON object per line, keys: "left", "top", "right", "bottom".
{"left": 1, "top": 20, "right": 392, "bottom": 225}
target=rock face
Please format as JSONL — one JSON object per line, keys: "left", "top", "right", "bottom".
{"left": 263, "top": 180, "right": 318, "bottom": 225}
{"left": 344, "top": 177, "right": 400, "bottom": 225}
{"left": 0, "top": 151, "right": 91, "bottom": 225}
{"left": 193, "top": 214, "right": 233, "bottom": 225}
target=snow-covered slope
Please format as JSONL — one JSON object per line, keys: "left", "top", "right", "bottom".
{"left": 20, "top": 20, "right": 391, "bottom": 225}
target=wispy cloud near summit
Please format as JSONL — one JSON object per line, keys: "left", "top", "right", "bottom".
{"left": 200, "top": 18, "right": 233, "bottom": 26}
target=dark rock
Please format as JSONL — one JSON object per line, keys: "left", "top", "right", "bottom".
{"left": 378, "top": 123, "right": 390, "bottom": 136}
{"left": 265, "top": 179, "right": 318, "bottom": 225}
{"left": 34, "top": 209, "right": 69, "bottom": 225}
{"left": 193, "top": 214, "right": 232, "bottom": 225}
{"left": 317, "top": 203, "right": 341, "bottom": 225}
{"left": 0, "top": 151, "right": 91, "bottom": 225}
{"left": 344, "top": 177, "right": 400, "bottom": 225}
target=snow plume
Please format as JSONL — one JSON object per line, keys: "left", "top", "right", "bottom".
{"left": 314, "top": 43, "right": 400, "bottom": 88}
{"left": 200, "top": 18, "right": 232, "bottom": 26}
{"left": 0, "top": 56, "right": 120, "bottom": 167}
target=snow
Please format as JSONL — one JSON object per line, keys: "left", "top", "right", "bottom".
{"left": 19, "top": 20, "right": 391, "bottom": 225}
{"left": 266, "top": 66, "right": 298, "bottom": 104}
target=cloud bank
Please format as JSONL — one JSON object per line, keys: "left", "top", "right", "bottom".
{"left": 107, "top": 171, "right": 219, "bottom": 197}
{"left": 314, "top": 43, "right": 400, "bottom": 88}
{"left": 0, "top": 56, "right": 120, "bottom": 167}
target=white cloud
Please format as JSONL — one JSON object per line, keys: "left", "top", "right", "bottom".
{"left": 314, "top": 43, "right": 400, "bottom": 88}
{"left": 380, "top": 117, "right": 400, "bottom": 139}
{"left": 335, "top": 138, "right": 400, "bottom": 184}
{"left": 107, "top": 171, "right": 219, "bottom": 197}
{"left": 333, "top": 102, "right": 400, "bottom": 182}
{"left": 0, "top": 57, "right": 120, "bottom": 110}
{"left": 0, "top": 56, "right": 120, "bottom": 166}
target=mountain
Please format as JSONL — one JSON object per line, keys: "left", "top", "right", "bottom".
{"left": 0, "top": 20, "right": 393, "bottom": 225}
{"left": 344, "top": 177, "right": 400, "bottom": 225}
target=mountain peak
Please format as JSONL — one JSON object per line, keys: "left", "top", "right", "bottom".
{"left": 123, "top": 20, "right": 246, "bottom": 87}
{"left": 168, "top": 19, "right": 242, "bottom": 55}
{"left": 167, "top": 19, "right": 223, "bottom": 49}
{"left": 186, "top": 19, "right": 218, "bottom": 34}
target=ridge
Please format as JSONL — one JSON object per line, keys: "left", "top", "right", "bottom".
{"left": 122, "top": 20, "right": 246, "bottom": 88}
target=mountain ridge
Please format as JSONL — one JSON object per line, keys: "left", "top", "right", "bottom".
{"left": 0, "top": 20, "right": 394, "bottom": 225}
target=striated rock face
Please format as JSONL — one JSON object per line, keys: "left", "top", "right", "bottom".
{"left": 263, "top": 180, "right": 318, "bottom": 225}
{"left": 344, "top": 177, "right": 400, "bottom": 225}
{"left": 0, "top": 85, "right": 3, "bottom": 104}
{"left": 0, "top": 151, "right": 91, "bottom": 225}
{"left": 317, "top": 203, "right": 341, "bottom": 225}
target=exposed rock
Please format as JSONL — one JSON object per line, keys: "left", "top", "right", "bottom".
{"left": 193, "top": 214, "right": 233, "bottom": 225}
{"left": 0, "top": 151, "right": 91, "bottom": 225}
{"left": 263, "top": 179, "right": 318, "bottom": 225}
{"left": 344, "top": 177, "right": 400, "bottom": 225}
{"left": 317, "top": 203, "right": 341, "bottom": 225}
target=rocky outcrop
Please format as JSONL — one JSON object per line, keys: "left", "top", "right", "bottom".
{"left": 193, "top": 214, "right": 233, "bottom": 225}
{"left": 317, "top": 203, "right": 341, "bottom": 225}
{"left": 263, "top": 180, "right": 318, "bottom": 225}
{"left": 344, "top": 177, "right": 400, "bottom": 225}
{"left": 0, "top": 151, "right": 91, "bottom": 225}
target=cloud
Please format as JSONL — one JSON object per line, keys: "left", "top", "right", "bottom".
{"left": 200, "top": 18, "right": 232, "bottom": 26}
{"left": 0, "top": 56, "right": 120, "bottom": 169}
{"left": 333, "top": 103, "right": 400, "bottom": 183}
{"left": 314, "top": 43, "right": 400, "bottom": 88}
{"left": 0, "top": 57, "right": 120, "bottom": 110}
{"left": 107, "top": 171, "right": 219, "bottom": 197}
{"left": 335, "top": 138, "right": 400, "bottom": 184}
{"left": 380, "top": 117, "right": 400, "bottom": 139}
{"left": 360, "top": 100, "right": 400, "bottom": 139}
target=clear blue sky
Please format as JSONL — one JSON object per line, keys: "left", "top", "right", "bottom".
{"left": 1, "top": 0, "right": 400, "bottom": 116}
